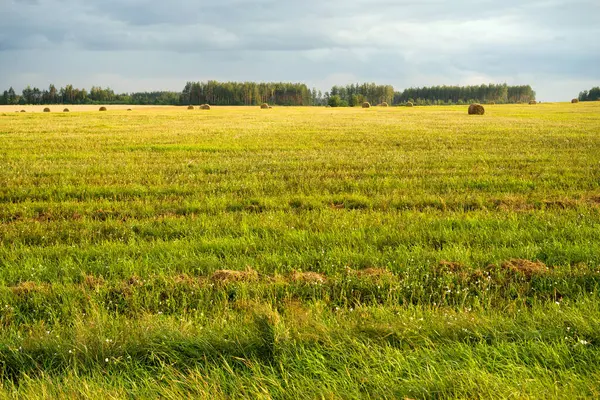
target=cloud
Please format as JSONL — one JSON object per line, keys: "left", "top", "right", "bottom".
{"left": 1, "top": 0, "right": 598, "bottom": 100}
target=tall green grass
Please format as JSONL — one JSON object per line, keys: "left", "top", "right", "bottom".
{"left": 1, "top": 103, "right": 599, "bottom": 398}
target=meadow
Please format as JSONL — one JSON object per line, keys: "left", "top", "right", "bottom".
{"left": 0, "top": 103, "right": 599, "bottom": 398}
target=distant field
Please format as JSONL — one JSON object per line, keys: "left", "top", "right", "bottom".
{"left": 0, "top": 104, "right": 179, "bottom": 112}
{"left": 1, "top": 103, "right": 600, "bottom": 398}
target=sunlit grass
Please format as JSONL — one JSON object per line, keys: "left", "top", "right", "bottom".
{"left": 1, "top": 102, "right": 599, "bottom": 398}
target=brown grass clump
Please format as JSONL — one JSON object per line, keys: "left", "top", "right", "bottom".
{"left": 289, "top": 271, "right": 327, "bottom": 284}
{"left": 468, "top": 104, "right": 485, "bottom": 115}
{"left": 200, "top": 104, "right": 211, "bottom": 110}
{"left": 529, "top": 100, "right": 537, "bottom": 105}
{"left": 11, "top": 281, "right": 50, "bottom": 297}
{"left": 362, "top": 102, "right": 371, "bottom": 108}
{"left": 571, "top": 98, "right": 579, "bottom": 104}
{"left": 406, "top": 102, "right": 414, "bottom": 107}
{"left": 356, "top": 268, "right": 394, "bottom": 278}
{"left": 501, "top": 259, "right": 548, "bottom": 277}
{"left": 99, "top": 107, "right": 107, "bottom": 111}
{"left": 187, "top": 105, "right": 194, "bottom": 110}
{"left": 211, "top": 268, "right": 259, "bottom": 283}
{"left": 261, "top": 103, "right": 270, "bottom": 109}
{"left": 438, "top": 260, "right": 466, "bottom": 272}
{"left": 380, "top": 102, "right": 389, "bottom": 107}
{"left": 82, "top": 274, "right": 105, "bottom": 289}
{"left": 63, "top": 108, "right": 70, "bottom": 112}
{"left": 43, "top": 108, "right": 50, "bottom": 112}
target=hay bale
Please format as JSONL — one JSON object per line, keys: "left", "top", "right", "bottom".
{"left": 20, "top": 110, "right": 26, "bottom": 113}
{"left": 63, "top": 108, "right": 69, "bottom": 112}
{"left": 260, "top": 103, "right": 269, "bottom": 109}
{"left": 43, "top": 108, "right": 50, "bottom": 113}
{"left": 468, "top": 104, "right": 485, "bottom": 115}
{"left": 406, "top": 102, "right": 414, "bottom": 107}
{"left": 529, "top": 100, "right": 537, "bottom": 105}
{"left": 99, "top": 107, "right": 107, "bottom": 111}
{"left": 571, "top": 98, "right": 579, "bottom": 104}
{"left": 362, "top": 102, "right": 371, "bottom": 108}
{"left": 380, "top": 102, "right": 389, "bottom": 107}
{"left": 268, "top": 106, "right": 273, "bottom": 109}
{"left": 127, "top": 109, "right": 132, "bottom": 111}
{"left": 199, "top": 104, "right": 211, "bottom": 110}
{"left": 488, "top": 101, "right": 495, "bottom": 105}
{"left": 187, "top": 105, "right": 194, "bottom": 110}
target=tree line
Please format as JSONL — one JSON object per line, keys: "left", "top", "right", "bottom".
{"left": 394, "top": 84, "right": 536, "bottom": 105}
{"left": 1, "top": 82, "right": 541, "bottom": 106}
{"left": 0, "top": 85, "right": 181, "bottom": 106}
{"left": 327, "top": 83, "right": 395, "bottom": 107}
{"left": 181, "top": 81, "right": 316, "bottom": 106}
{"left": 578, "top": 87, "right": 600, "bottom": 102}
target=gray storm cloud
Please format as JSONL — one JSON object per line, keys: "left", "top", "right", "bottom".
{"left": 1, "top": 0, "right": 599, "bottom": 100}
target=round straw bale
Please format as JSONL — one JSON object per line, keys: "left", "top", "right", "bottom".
{"left": 468, "top": 104, "right": 485, "bottom": 115}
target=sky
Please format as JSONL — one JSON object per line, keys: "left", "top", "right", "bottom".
{"left": 1, "top": 0, "right": 599, "bottom": 101}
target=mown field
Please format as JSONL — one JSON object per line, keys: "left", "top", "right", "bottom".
{"left": 1, "top": 103, "right": 600, "bottom": 398}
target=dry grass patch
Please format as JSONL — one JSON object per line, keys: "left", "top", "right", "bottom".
{"left": 11, "top": 281, "right": 50, "bottom": 297}
{"left": 211, "top": 268, "right": 259, "bottom": 283}
{"left": 501, "top": 259, "right": 549, "bottom": 277}
{"left": 438, "top": 260, "right": 467, "bottom": 272}
{"left": 82, "top": 274, "right": 105, "bottom": 289}
{"left": 288, "top": 271, "right": 327, "bottom": 284}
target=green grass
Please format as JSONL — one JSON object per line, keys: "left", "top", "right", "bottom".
{"left": 1, "top": 103, "right": 600, "bottom": 398}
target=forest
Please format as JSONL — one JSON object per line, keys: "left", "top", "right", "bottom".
{"left": 394, "top": 84, "right": 537, "bottom": 105}
{"left": 0, "top": 81, "right": 540, "bottom": 106}
{"left": 578, "top": 87, "right": 600, "bottom": 102}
